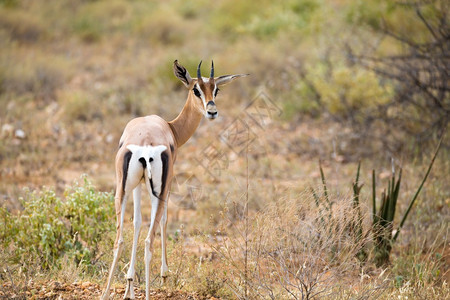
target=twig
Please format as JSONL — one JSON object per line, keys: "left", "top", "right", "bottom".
{"left": 5, "top": 266, "right": 16, "bottom": 292}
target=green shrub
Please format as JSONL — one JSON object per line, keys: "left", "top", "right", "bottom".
{"left": 309, "top": 63, "right": 393, "bottom": 117}
{"left": 243, "top": 0, "right": 320, "bottom": 39}
{"left": 0, "top": 177, "right": 114, "bottom": 271}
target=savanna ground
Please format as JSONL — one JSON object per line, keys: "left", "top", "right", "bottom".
{"left": 0, "top": 0, "right": 448, "bottom": 299}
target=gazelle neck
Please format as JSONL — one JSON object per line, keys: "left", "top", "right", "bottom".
{"left": 168, "top": 92, "right": 203, "bottom": 147}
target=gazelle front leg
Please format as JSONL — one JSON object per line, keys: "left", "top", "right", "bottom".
{"left": 124, "top": 185, "right": 142, "bottom": 299}
{"left": 101, "top": 192, "right": 128, "bottom": 300}
{"left": 160, "top": 199, "right": 169, "bottom": 283}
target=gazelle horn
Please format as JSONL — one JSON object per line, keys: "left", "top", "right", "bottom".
{"left": 197, "top": 60, "right": 202, "bottom": 80}
{"left": 210, "top": 60, "right": 214, "bottom": 78}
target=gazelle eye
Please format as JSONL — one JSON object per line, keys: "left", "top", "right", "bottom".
{"left": 214, "top": 88, "right": 220, "bottom": 97}
{"left": 193, "top": 87, "right": 201, "bottom": 98}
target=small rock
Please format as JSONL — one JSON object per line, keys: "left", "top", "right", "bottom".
{"left": 15, "top": 129, "right": 26, "bottom": 139}
{"left": 106, "top": 134, "right": 114, "bottom": 143}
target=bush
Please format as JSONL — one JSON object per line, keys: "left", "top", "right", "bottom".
{"left": 347, "top": 0, "right": 449, "bottom": 149}
{"left": 0, "top": 177, "right": 114, "bottom": 271}
{"left": 307, "top": 63, "right": 393, "bottom": 119}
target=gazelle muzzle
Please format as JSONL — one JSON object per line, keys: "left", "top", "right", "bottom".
{"left": 206, "top": 101, "right": 218, "bottom": 119}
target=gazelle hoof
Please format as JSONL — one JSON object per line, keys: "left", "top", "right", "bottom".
{"left": 123, "top": 279, "right": 135, "bottom": 299}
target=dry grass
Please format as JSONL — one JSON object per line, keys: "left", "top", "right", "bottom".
{"left": 209, "top": 192, "right": 365, "bottom": 299}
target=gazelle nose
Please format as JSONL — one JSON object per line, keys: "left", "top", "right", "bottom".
{"left": 206, "top": 101, "right": 218, "bottom": 119}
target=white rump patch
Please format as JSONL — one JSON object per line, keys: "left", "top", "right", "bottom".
{"left": 125, "top": 144, "right": 167, "bottom": 195}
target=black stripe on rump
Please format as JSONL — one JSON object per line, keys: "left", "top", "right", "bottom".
{"left": 160, "top": 150, "right": 169, "bottom": 199}
{"left": 122, "top": 151, "right": 132, "bottom": 192}
{"left": 149, "top": 178, "right": 159, "bottom": 198}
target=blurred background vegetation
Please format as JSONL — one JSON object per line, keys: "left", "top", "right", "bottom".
{"left": 0, "top": 0, "right": 448, "bottom": 298}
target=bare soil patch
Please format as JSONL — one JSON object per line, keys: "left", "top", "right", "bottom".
{"left": 0, "top": 281, "right": 216, "bottom": 300}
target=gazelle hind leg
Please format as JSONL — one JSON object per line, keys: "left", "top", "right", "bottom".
{"left": 160, "top": 200, "right": 169, "bottom": 283}
{"left": 144, "top": 192, "right": 165, "bottom": 299}
{"left": 124, "top": 185, "right": 142, "bottom": 299}
{"left": 101, "top": 192, "right": 128, "bottom": 300}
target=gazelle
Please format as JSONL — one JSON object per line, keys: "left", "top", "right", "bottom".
{"left": 101, "top": 60, "right": 248, "bottom": 300}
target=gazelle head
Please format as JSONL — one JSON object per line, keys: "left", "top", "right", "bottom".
{"left": 173, "top": 60, "right": 248, "bottom": 120}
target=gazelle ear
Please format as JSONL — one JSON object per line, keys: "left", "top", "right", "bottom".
{"left": 215, "top": 74, "right": 249, "bottom": 86}
{"left": 173, "top": 60, "right": 193, "bottom": 88}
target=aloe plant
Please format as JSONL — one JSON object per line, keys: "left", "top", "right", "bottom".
{"left": 372, "top": 166, "right": 402, "bottom": 266}
{"left": 371, "top": 138, "right": 442, "bottom": 266}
